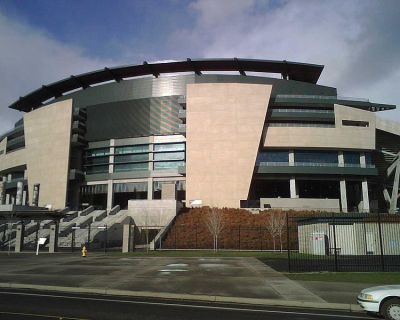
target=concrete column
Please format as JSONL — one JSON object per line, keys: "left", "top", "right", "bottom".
{"left": 106, "top": 180, "right": 114, "bottom": 211}
{"left": 340, "top": 179, "right": 348, "bottom": 213}
{"left": 23, "top": 169, "right": 28, "bottom": 180}
{"left": 290, "top": 177, "right": 298, "bottom": 199}
{"left": 15, "top": 223, "right": 25, "bottom": 252}
{"left": 109, "top": 139, "right": 115, "bottom": 174}
{"left": 148, "top": 143, "right": 154, "bottom": 171}
{"left": 362, "top": 179, "right": 370, "bottom": 213}
{"left": 338, "top": 151, "right": 344, "bottom": 167}
{"left": 5, "top": 194, "right": 10, "bottom": 205}
{"left": 16, "top": 181, "right": 23, "bottom": 206}
{"left": 22, "top": 190, "right": 27, "bottom": 206}
{"left": 7, "top": 173, "right": 12, "bottom": 182}
{"left": 0, "top": 181, "right": 5, "bottom": 205}
{"left": 32, "top": 184, "right": 40, "bottom": 207}
{"left": 147, "top": 178, "right": 153, "bottom": 200}
{"left": 360, "top": 152, "right": 366, "bottom": 168}
{"left": 122, "top": 224, "right": 134, "bottom": 253}
{"left": 289, "top": 150, "right": 295, "bottom": 167}
{"left": 11, "top": 195, "right": 15, "bottom": 205}
{"left": 2, "top": 176, "right": 6, "bottom": 182}
{"left": 48, "top": 223, "right": 59, "bottom": 253}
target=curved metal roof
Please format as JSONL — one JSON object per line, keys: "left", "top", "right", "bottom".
{"left": 8, "top": 58, "right": 324, "bottom": 112}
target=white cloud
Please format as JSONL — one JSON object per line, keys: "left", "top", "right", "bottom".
{"left": 170, "top": 0, "right": 400, "bottom": 119}
{"left": 0, "top": 10, "right": 117, "bottom": 133}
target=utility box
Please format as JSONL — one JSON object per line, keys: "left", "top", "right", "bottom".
{"left": 310, "top": 232, "right": 326, "bottom": 255}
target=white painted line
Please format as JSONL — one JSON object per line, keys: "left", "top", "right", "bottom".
{"left": 158, "top": 269, "right": 188, "bottom": 272}
{"left": 0, "top": 291, "right": 370, "bottom": 319}
{"left": 166, "top": 264, "right": 188, "bottom": 267}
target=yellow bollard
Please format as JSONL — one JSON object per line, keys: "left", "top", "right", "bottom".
{"left": 82, "top": 245, "right": 87, "bottom": 257}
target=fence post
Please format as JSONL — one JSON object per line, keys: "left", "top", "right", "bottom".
{"left": 174, "top": 226, "right": 177, "bottom": 250}
{"left": 377, "top": 212, "right": 385, "bottom": 271}
{"left": 259, "top": 225, "right": 262, "bottom": 251}
{"left": 238, "top": 226, "right": 241, "bottom": 250}
{"left": 332, "top": 212, "right": 338, "bottom": 272}
{"left": 87, "top": 224, "right": 91, "bottom": 249}
{"left": 286, "top": 212, "right": 291, "bottom": 273}
{"left": 195, "top": 224, "right": 198, "bottom": 249}
{"left": 104, "top": 225, "right": 108, "bottom": 253}
{"left": 71, "top": 229, "right": 75, "bottom": 252}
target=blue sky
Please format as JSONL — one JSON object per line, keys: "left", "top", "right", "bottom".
{"left": 0, "top": 0, "right": 399, "bottom": 132}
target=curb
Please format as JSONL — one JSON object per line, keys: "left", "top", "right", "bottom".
{"left": 0, "top": 282, "right": 362, "bottom": 312}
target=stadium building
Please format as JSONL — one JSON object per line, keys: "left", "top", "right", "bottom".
{"left": 1, "top": 58, "right": 400, "bottom": 214}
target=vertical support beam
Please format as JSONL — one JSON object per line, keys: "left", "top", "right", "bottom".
{"left": 22, "top": 190, "right": 27, "bottom": 206}
{"left": 289, "top": 150, "right": 295, "bottom": 167}
{"left": 7, "top": 173, "right": 12, "bottom": 182}
{"left": 15, "top": 223, "right": 24, "bottom": 252}
{"left": 48, "top": 223, "right": 59, "bottom": 253}
{"left": 106, "top": 180, "right": 114, "bottom": 211}
{"left": 361, "top": 179, "right": 370, "bottom": 213}
{"left": 360, "top": 152, "right": 366, "bottom": 168}
{"left": 148, "top": 141, "right": 154, "bottom": 200}
{"left": 16, "top": 181, "right": 23, "bottom": 206}
{"left": 147, "top": 178, "right": 153, "bottom": 200}
{"left": 0, "top": 181, "right": 5, "bottom": 205}
{"left": 109, "top": 139, "right": 115, "bottom": 174}
{"left": 32, "top": 184, "right": 40, "bottom": 207}
{"left": 290, "top": 177, "right": 298, "bottom": 199}
{"left": 122, "top": 220, "right": 133, "bottom": 253}
{"left": 340, "top": 179, "right": 348, "bottom": 213}
{"left": 390, "top": 159, "right": 400, "bottom": 214}
{"left": 338, "top": 151, "right": 344, "bottom": 167}
{"left": 5, "top": 194, "right": 10, "bottom": 205}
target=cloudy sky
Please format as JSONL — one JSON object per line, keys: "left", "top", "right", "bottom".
{"left": 0, "top": 0, "right": 399, "bottom": 133}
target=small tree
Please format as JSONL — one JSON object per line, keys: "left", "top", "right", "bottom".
{"left": 266, "top": 211, "right": 286, "bottom": 251}
{"left": 204, "top": 207, "right": 224, "bottom": 252}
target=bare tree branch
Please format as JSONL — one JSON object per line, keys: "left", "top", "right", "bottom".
{"left": 204, "top": 207, "right": 224, "bottom": 252}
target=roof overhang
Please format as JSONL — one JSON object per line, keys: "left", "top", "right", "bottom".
{"left": 8, "top": 58, "right": 324, "bottom": 112}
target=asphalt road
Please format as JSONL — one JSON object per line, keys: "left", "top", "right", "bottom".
{"left": 0, "top": 289, "right": 374, "bottom": 320}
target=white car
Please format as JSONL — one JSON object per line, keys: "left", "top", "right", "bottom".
{"left": 358, "top": 285, "right": 400, "bottom": 319}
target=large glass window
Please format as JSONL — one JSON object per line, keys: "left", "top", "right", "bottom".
{"left": 85, "top": 156, "right": 109, "bottom": 165}
{"left": 154, "top": 143, "right": 185, "bottom": 152}
{"left": 154, "top": 161, "right": 185, "bottom": 170}
{"left": 115, "top": 144, "right": 149, "bottom": 155}
{"left": 154, "top": 151, "right": 185, "bottom": 161}
{"left": 295, "top": 150, "right": 338, "bottom": 165}
{"left": 86, "top": 148, "right": 110, "bottom": 157}
{"left": 365, "top": 152, "right": 373, "bottom": 166}
{"left": 257, "top": 151, "right": 289, "bottom": 164}
{"left": 114, "top": 153, "right": 149, "bottom": 163}
{"left": 85, "top": 165, "right": 109, "bottom": 174}
{"left": 344, "top": 151, "right": 360, "bottom": 166}
{"left": 114, "top": 162, "right": 148, "bottom": 172}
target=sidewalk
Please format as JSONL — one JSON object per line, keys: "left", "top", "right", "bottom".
{"left": 0, "top": 253, "right": 367, "bottom": 311}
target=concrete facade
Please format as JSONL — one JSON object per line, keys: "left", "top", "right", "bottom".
{"left": 264, "top": 105, "right": 375, "bottom": 150}
{"left": 24, "top": 100, "right": 73, "bottom": 208}
{"left": 186, "top": 83, "right": 272, "bottom": 208}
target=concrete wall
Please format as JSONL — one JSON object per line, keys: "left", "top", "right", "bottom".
{"left": 126, "top": 199, "right": 179, "bottom": 227}
{"left": 186, "top": 83, "right": 272, "bottom": 208}
{"left": 24, "top": 99, "right": 73, "bottom": 209}
{"left": 264, "top": 104, "right": 376, "bottom": 150}
{"left": 261, "top": 198, "right": 340, "bottom": 212}
{"left": 0, "top": 147, "right": 26, "bottom": 172}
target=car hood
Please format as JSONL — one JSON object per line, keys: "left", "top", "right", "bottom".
{"left": 361, "top": 285, "right": 400, "bottom": 296}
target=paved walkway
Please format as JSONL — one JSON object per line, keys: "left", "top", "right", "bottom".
{"left": 0, "top": 253, "right": 367, "bottom": 310}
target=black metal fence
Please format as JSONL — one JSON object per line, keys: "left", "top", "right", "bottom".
{"left": 285, "top": 212, "right": 400, "bottom": 272}
{"left": 162, "top": 212, "right": 400, "bottom": 272}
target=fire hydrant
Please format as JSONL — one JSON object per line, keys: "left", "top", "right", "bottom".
{"left": 82, "top": 245, "right": 88, "bottom": 258}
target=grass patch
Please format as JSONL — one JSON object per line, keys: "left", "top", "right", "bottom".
{"left": 285, "top": 272, "right": 400, "bottom": 284}
{"left": 110, "top": 250, "right": 288, "bottom": 258}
